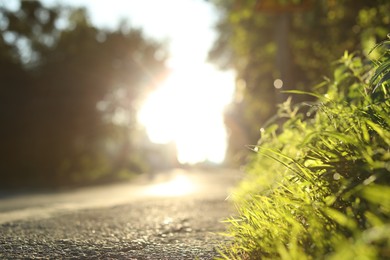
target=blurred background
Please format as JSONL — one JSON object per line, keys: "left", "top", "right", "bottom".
{"left": 0, "top": 0, "right": 388, "bottom": 189}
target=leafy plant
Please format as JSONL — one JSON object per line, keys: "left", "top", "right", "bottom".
{"left": 209, "top": 0, "right": 390, "bottom": 165}
{"left": 218, "top": 37, "right": 390, "bottom": 259}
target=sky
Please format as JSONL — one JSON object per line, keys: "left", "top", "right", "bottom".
{"left": 30, "top": 0, "right": 236, "bottom": 164}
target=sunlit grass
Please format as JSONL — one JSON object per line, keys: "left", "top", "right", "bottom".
{"left": 218, "top": 41, "right": 390, "bottom": 259}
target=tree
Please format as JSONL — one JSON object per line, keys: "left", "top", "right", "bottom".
{"left": 0, "top": 1, "right": 168, "bottom": 188}
{"left": 209, "top": 0, "right": 390, "bottom": 165}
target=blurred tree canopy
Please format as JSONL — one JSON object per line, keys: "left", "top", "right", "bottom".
{"left": 209, "top": 0, "right": 390, "bottom": 165}
{"left": 0, "top": 0, "right": 168, "bottom": 188}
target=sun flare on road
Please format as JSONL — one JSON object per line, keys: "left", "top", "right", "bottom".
{"left": 138, "top": 65, "right": 234, "bottom": 164}
{"left": 147, "top": 174, "right": 194, "bottom": 197}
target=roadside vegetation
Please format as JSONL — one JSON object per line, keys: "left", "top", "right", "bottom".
{"left": 218, "top": 38, "right": 390, "bottom": 259}
{"left": 209, "top": 0, "right": 390, "bottom": 165}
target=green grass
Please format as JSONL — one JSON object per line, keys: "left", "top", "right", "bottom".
{"left": 218, "top": 38, "right": 390, "bottom": 259}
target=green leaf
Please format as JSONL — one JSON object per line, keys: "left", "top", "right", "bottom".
{"left": 282, "top": 90, "right": 324, "bottom": 100}
{"left": 323, "top": 207, "right": 357, "bottom": 230}
{"left": 370, "top": 60, "right": 390, "bottom": 85}
{"left": 366, "top": 120, "right": 390, "bottom": 146}
{"left": 360, "top": 185, "right": 390, "bottom": 210}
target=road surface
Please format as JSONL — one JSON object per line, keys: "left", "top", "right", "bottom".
{"left": 0, "top": 168, "right": 242, "bottom": 259}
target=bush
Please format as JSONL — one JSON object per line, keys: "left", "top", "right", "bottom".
{"left": 219, "top": 38, "right": 390, "bottom": 259}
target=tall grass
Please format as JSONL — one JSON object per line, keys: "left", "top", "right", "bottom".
{"left": 218, "top": 38, "right": 390, "bottom": 259}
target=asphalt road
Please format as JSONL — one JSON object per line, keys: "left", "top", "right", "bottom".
{"left": 0, "top": 168, "right": 242, "bottom": 259}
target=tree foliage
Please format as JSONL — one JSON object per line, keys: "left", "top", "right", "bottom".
{"left": 0, "top": 1, "right": 168, "bottom": 188}
{"left": 209, "top": 0, "right": 390, "bottom": 164}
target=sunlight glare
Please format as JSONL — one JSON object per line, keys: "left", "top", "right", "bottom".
{"left": 138, "top": 65, "right": 234, "bottom": 164}
{"left": 147, "top": 174, "right": 194, "bottom": 197}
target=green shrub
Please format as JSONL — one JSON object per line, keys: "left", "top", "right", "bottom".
{"left": 219, "top": 38, "right": 390, "bottom": 259}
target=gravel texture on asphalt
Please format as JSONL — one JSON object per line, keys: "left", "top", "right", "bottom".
{"left": 0, "top": 191, "right": 235, "bottom": 259}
